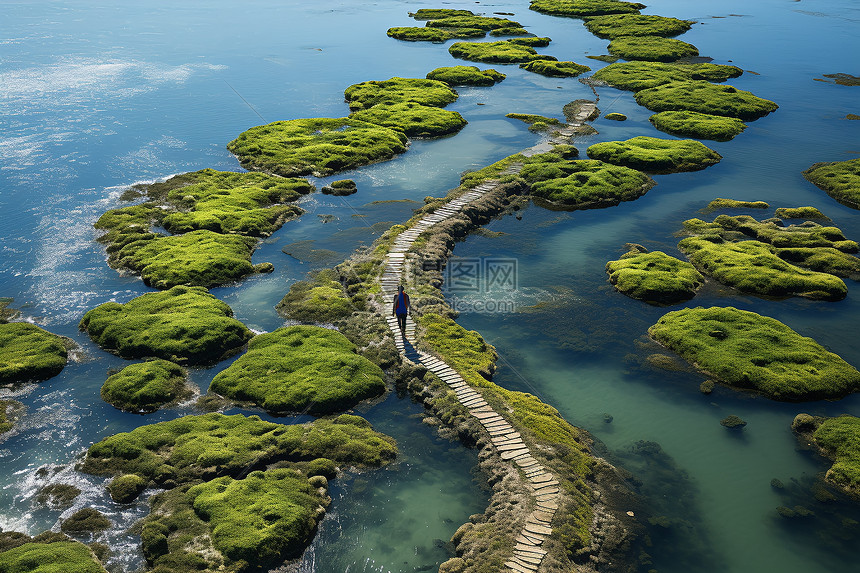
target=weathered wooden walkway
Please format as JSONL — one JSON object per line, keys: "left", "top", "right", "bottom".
{"left": 379, "top": 172, "right": 561, "bottom": 573}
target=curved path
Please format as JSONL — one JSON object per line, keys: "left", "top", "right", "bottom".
{"left": 379, "top": 170, "right": 562, "bottom": 573}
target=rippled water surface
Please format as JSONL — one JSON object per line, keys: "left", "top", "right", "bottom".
{"left": 2, "top": 0, "right": 859, "bottom": 572}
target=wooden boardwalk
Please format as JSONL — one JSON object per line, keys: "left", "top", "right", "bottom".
{"left": 380, "top": 171, "right": 561, "bottom": 573}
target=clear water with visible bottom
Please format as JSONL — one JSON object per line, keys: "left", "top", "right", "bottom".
{"left": 1, "top": 1, "right": 858, "bottom": 572}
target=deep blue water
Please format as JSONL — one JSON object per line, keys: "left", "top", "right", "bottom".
{"left": 1, "top": 0, "right": 859, "bottom": 572}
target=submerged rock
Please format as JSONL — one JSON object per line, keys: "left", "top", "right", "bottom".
{"left": 792, "top": 414, "right": 860, "bottom": 499}
{"left": 720, "top": 415, "right": 747, "bottom": 429}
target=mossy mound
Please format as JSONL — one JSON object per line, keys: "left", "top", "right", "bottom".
{"left": 650, "top": 110, "right": 747, "bottom": 141}
{"left": 520, "top": 153, "right": 656, "bottom": 209}
{"left": 774, "top": 206, "right": 829, "bottom": 220}
{"left": 139, "top": 469, "right": 328, "bottom": 572}
{"left": 586, "top": 136, "right": 721, "bottom": 173}
{"left": 387, "top": 26, "right": 483, "bottom": 42}
{"left": 584, "top": 14, "right": 693, "bottom": 39}
{"left": 81, "top": 413, "right": 396, "bottom": 494}
{"left": 410, "top": 9, "right": 476, "bottom": 20}
{"left": 606, "top": 248, "right": 704, "bottom": 304}
{"left": 634, "top": 80, "right": 778, "bottom": 120}
{"left": 507, "top": 36, "right": 553, "bottom": 48}
{"left": 805, "top": 415, "right": 860, "bottom": 497}
{"left": 0, "top": 323, "right": 69, "bottom": 386}
{"left": 591, "top": 61, "right": 743, "bottom": 92}
{"left": 344, "top": 77, "right": 458, "bottom": 111}
{"left": 101, "top": 359, "right": 190, "bottom": 413}
{"left": 519, "top": 60, "right": 591, "bottom": 77}
{"left": 60, "top": 508, "right": 111, "bottom": 534}
{"left": 320, "top": 179, "right": 358, "bottom": 196}
{"left": 702, "top": 198, "right": 769, "bottom": 213}
{"left": 649, "top": 306, "right": 860, "bottom": 400}
{"left": 108, "top": 473, "right": 147, "bottom": 503}
{"left": 350, "top": 101, "right": 467, "bottom": 137}
{"left": 276, "top": 269, "right": 357, "bottom": 323}
{"left": 529, "top": 0, "right": 644, "bottom": 18}
{"left": 720, "top": 415, "right": 747, "bottom": 429}
{"left": 108, "top": 230, "right": 261, "bottom": 289}
{"left": 208, "top": 326, "right": 385, "bottom": 415}
{"left": 426, "top": 65, "right": 506, "bottom": 86}
{"left": 449, "top": 40, "right": 556, "bottom": 64}
{"left": 604, "top": 112, "right": 627, "bottom": 121}
{"left": 608, "top": 36, "right": 698, "bottom": 62}
{"left": 705, "top": 214, "right": 858, "bottom": 251}
{"left": 227, "top": 118, "right": 409, "bottom": 177}
{"left": 678, "top": 237, "right": 847, "bottom": 300}
{"left": 775, "top": 247, "right": 860, "bottom": 279}
{"left": 802, "top": 158, "right": 860, "bottom": 209}
{"left": 425, "top": 14, "right": 522, "bottom": 31}
{"left": 489, "top": 26, "right": 530, "bottom": 37}
{"left": 0, "top": 540, "right": 107, "bottom": 573}
{"left": 505, "top": 113, "right": 563, "bottom": 132}
{"left": 79, "top": 286, "right": 253, "bottom": 365}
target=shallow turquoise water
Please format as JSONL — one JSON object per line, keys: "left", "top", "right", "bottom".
{"left": 1, "top": 0, "right": 859, "bottom": 572}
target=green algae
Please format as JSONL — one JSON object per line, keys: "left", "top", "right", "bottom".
{"left": 0, "top": 399, "right": 21, "bottom": 435}
{"left": 802, "top": 158, "right": 860, "bottom": 209}
{"left": 426, "top": 65, "right": 506, "bottom": 86}
{"left": 584, "top": 14, "right": 693, "bottom": 39}
{"left": 810, "top": 415, "right": 860, "bottom": 497}
{"left": 529, "top": 0, "right": 644, "bottom": 18}
{"left": 649, "top": 306, "right": 860, "bottom": 401}
{"left": 702, "top": 198, "right": 769, "bottom": 213}
{"left": 605, "top": 247, "right": 704, "bottom": 304}
{"left": 0, "top": 540, "right": 107, "bottom": 573}
{"left": 0, "top": 323, "right": 69, "bottom": 386}
{"left": 489, "top": 26, "right": 530, "bottom": 37}
{"left": 79, "top": 286, "right": 253, "bottom": 365}
{"left": 276, "top": 269, "right": 357, "bottom": 323}
{"left": 60, "top": 508, "right": 111, "bottom": 534}
{"left": 321, "top": 179, "right": 357, "bottom": 196}
{"left": 81, "top": 413, "right": 396, "bottom": 495}
{"left": 410, "top": 9, "right": 476, "bottom": 19}
{"left": 521, "top": 154, "right": 656, "bottom": 209}
{"left": 775, "top": 247, "right": 860, "bottom": 279}
{"left": 678, "top": 236, "right": 847, "bottom": 301}
{"left": 774, "top": 206, "right": 829, "bottom": 220}
{"left": 505, "top": 113, "right": 562, "bottom": 132}
{"left": 101, "top": 359, "right": 190, "bottom": 414}
{"left": 110, "top": 230, "right": 261, "bottom": 290}
{"left": 586, "top": 136, "right": 722, "bottom": 173}
{"left": 425, "top": 15, "right": 521, "bottom": 31}
{"left": 604, "top": 112, "right": 627, "bottom": 121}
{"left": 449, "top": 40, "right": 556, "bottom": 64}
{"left": 591, "top": 61, "right": 743, "bottom": 92}
{"left": 650, "top": 110, "right": 747, "bottom": 141}
{"left": 350, "top": 101, "right": 467, "bottom": 137}
{"left": 608, "top": 35, "right": 698, "bottom": 62}
{"left": 344, "top": 77, "right": 458, "bottom": 111}
{"left": 519, "top": 60, "right": 591, "bottom": 77}
{"left": 507, "top": 36, "right": 553, "bottom": 48}
{"left": 35, "top": 483, "right": 81, "bottom": 509}
{"left": 634, "top": 80, "right": 778, "bottom": 120}
{"left": 227, "top": 117, "right": 408, "bottom": 177}
{"left": 208, "top": 326, "right": 385, "bottom": 415}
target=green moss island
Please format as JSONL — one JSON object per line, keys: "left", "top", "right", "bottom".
{"left": 0, "top": 322, "right": 70, "bottom": 386}
{"left": 606, "top": 245, "right": 705, "bottom": 304}
{"left": 702, "top": 198, "right": 769, "bottom": 213}
{"left": 388, "top": 10, "right": 524, "bottom": 42}
{"left": 692, "top": 214, "right": 858, "bottom": 251}
{"left": 448, "top": 40, "right": 557, "bottom": 64}
{"left": 387, "top": 26, "right": 484, "bottom": 42}
{"left": 649, "top": 306, "right": 860, "bottom": 401}
{"left": 774, "top": 206, "right": 829, "bottom": 220}
{"left": 519, "top": 59, "right": 591, "bottom": 77}
{"left": 426, "top": 65, "right": 506, "bottom": 86}
{"left": 208, "top": 326, "right": 385, "bottom": 415}
{"left": 95, "top": 169, "right": 310, "bottom": 289}
{"left": 79, "top": 286, "right": 253, "bottom": 365}
{"left": 586, "top": 136, "right": 722, "bottom": 173}
{"left": 343, "top": 77, "right": 459, "bottom": 111}
{"left": 101, "top": 359, "right": 191, "bottom": 413}
{"left": 802, "top": 158, "right": 860, "bottom": 209}
{"left": 650, "top": 110, "right": 747, "bottom": 141}
{"left": 529, "top": 0, "right": 645, "bottom": 19}
{"left": 792, "top": 414, "right": 860, "bottom": 498}
{"left": 607, "top": 36, "right": 698, "bottom": 62}
{"left": 583, "top": 13, "right": 694, "bottom": 39}
{"left": 634, "top": 80, "right": 779, "bottom": 120}
{"left": 227, "top": 117, "right": 409, "bottom": 177}
{"left": 81, "top": 413, "right": 395, "bottom": 571}
{"left": 0, "top": 537, "right": 107, "bottom": 573}
{"left": 591, "top": 61, "right": 744, "bottom": 92}
{"left": 350, "top": 101, "right": 467, "bottom": 137}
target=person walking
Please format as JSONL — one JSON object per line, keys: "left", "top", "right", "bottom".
{"left": 392, "top": 285, "right": 410, "bottom": 334}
